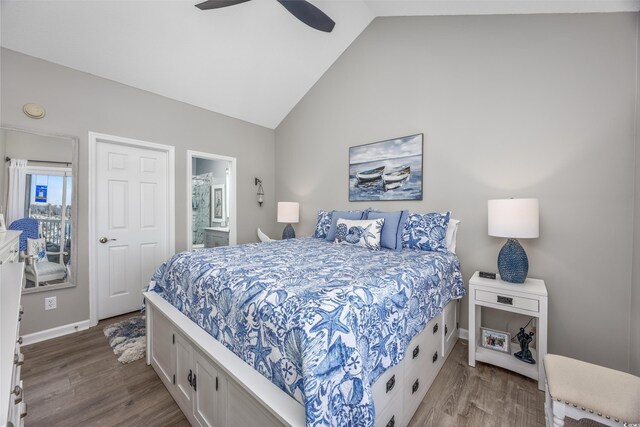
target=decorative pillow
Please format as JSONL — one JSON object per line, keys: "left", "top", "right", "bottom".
{"left": 366, "top": 210, "right": 409, "bottom": 251}
{"left": 27, "top": 237, "right": 47, "bottom": 262}
{"left": 402, "top": 211, "right": 451, "bottom": 252}
{"left": 313, "top": 210, "right": 333, "bottom": 238}
{"left": 325, "top": 210, "right": 367, "bottom": 242}
{"left": 445, "top": 219, "right": 460, "bottom": 253}
{"left": 334, "top": 218, "right": 384, "bottom": 250}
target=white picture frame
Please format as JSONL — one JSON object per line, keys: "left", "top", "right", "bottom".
{"left": 480, "top": 327, "right": 511, "bottom": 353}
{"left": 212, "top": 184, "right": 226, "bottom": 223}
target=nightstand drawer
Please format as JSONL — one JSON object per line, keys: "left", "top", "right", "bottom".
{"left": 475, "top": 289, "right": 539, "bottom": 312}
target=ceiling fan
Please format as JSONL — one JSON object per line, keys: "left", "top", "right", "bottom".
{"left": 195, "top": 0, "right": 335, "bottom": 33}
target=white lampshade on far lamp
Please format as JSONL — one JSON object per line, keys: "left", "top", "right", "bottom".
{"left": 488, "top": 198, "right": 539, "bottom": 283}
{"left": 277, "top": 202, "right": 299, "bottom": 239}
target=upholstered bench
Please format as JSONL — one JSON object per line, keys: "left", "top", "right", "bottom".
{"left": 544, "top": 354, "right": 640, "bottom": 426}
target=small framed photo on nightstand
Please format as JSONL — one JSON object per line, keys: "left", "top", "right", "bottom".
{"left": 480, "top": 327, "right": 511, "bottom": 353}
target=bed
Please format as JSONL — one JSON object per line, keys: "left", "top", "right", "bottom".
{"left": 145, "top": 236, "right": 465, "bottom": 427}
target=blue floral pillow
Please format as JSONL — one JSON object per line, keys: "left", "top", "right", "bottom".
{"left": 27, "top": 237, "right": 47, "bottom": 262}
{"left": 313, "top": 210, "right": 333, "bottom": 238}
{"left": 402, "top": 211, "right": 451, "bottom": 252}
{"left": 334, "top": 218, "right": 384, "bottom": 250}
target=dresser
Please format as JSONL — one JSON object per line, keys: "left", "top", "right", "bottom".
{"left": 1, "top": 262, "right": 26, "bottom": 427}
{"left": 0, "top": 231, "right": 21, "bottom": 265}
{"left": 204, "top": 227, "right": 229, "bottom": 248}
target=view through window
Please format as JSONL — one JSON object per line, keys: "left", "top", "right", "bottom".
{"left": 25, "top": 168, "right": 72, "bottom": 269}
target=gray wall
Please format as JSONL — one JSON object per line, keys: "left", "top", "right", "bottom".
{"left": 632, "top": 12, "right": 640, "bottom": 376}
{"left": 275, "top": 13, "right": 638, "bottom": 371}
{"left": 5, "top": 130, "right": 73, "bottom": 163}
{"left": 1, "top": 48, "right": 276, "bottom": 335}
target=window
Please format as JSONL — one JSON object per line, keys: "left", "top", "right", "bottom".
{"left": 25, "top": 166, "right": 72, "bottom": 266}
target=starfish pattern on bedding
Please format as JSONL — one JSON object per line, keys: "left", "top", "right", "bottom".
{"left": 309, "top": 305, "right": 349, "bottom": 346}
{"left": 249, "top": 329, "right": 272, "bottom": 371}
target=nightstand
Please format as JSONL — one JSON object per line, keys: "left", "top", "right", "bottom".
{"left": 468, "top": 271, "right": 548, "bottom": 391}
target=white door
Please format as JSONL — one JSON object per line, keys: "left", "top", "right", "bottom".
{"left": 95, "top": 139, "right": 169, "bottom": 319}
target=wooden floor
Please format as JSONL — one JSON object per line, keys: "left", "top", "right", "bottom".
{"left": 22, "top": 313, "right": 189, "bottom": 427}
{"left": 22, "top": 315, "right": 544, "bottom": 427}
{"left": 408, "top": 340, "right": 545, "bottom": 427}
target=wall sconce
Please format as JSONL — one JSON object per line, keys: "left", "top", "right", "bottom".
{"left": 255, "top": 178, "right": 264, "bottom": 206}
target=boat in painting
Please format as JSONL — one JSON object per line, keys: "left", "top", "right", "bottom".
{"left": 383, "top": 165, "right": 410, "bottom": 190}
{"left": 356, "top": 165, "right": 385, "bottom": 183}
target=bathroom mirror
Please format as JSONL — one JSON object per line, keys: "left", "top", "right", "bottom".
{"left": 0, "top": 126, "right": 78, "bottom": 293}
{"left": 187, "top": 150, "right": 237, "bottom": 250}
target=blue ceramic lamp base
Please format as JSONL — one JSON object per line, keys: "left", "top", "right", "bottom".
{"left": 282, "top": 224, "right": 296, "bottom": 239}
{"left": 497, "top": 238, "right": 529, "bottom": 283}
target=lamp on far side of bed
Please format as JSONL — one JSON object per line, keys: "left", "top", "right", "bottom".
{"left": 277, "top": 202, "right": 299, "bottom": 239}
{"left": 488, "top": 198, "right": 539, "bottom": 284}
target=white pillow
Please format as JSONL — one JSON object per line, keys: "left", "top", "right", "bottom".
{"left": 445, "top": 219, "right": 460, "bottom": 253}
{"left": 334, "top": 218, "right": 384, "bottom": 250}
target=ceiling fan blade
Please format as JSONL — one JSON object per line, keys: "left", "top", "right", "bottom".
{"left": 195, "top": 0, "right": 252, "bottom": 11}
{"left": 276, "top": 0, "right": 335, "bottom": 33}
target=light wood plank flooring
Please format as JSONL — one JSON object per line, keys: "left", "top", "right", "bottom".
{"left": 22, "top": 315, "right": 544, "bottom": 427}
{"left": 409, "top": 340, "right": 545, "bottom": 427}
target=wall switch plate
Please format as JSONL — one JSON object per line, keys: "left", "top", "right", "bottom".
{"left": 45, "top": 296, "right": 57, "bottom": 310}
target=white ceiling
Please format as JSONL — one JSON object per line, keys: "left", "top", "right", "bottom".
{"left": 2, "top": 0, "right": 639, "bottom": 129}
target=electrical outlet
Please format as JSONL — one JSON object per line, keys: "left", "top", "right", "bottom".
{"left": 45, "top": 296, "right": 57, "bottom": 310}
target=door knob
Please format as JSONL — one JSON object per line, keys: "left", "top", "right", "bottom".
{"left": 99, "top": 237, "right": 116, "bottom": 244}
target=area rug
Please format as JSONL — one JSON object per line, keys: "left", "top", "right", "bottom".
{"left": 103, "top": 315, "right": 146, "bottom": 364}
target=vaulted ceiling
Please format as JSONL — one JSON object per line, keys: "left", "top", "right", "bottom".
{"left": 2, "top": 0, "right": 639, "bottom": 129}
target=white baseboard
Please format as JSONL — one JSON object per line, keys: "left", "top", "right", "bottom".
{"left": 459, "top": 328, "right": 469, "bottom": 341}
{"left": 22, "top": 319, "right": 91, "bottom": 345}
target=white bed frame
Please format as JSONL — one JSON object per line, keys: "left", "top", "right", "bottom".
{"left": 144, "top": 291, "right": 460, "bottom": 427}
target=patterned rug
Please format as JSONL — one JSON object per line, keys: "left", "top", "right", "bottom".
{"left": 103, "top": 315, "right": 146, "bottom": 364}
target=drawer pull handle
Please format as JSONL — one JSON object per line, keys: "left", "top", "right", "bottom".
{"left": 497, "top": 295, "right": 513, "bottom": 305}
{"left": 14, "top": 353, "right": 24, "bottom": 366}
{"left": 412, "top": 379, "right": 419, "bottom": 394}
{"left": 412, "top": 345, "right": 420, "bottom": 359}
{"left": 17, "top": 337, "right": 23, "bottom": 345}
{"left": 386, "top": 375, "right": 395, "bottom": 393}
{"left": 433, "top": 323, "right": 438, "bottom": 334}
{"left": 432, "top": 351, "right": 438, "bottom": 363}
{"left": 188, "top": 369, "right": 193, "bottom": 386}
{"left": 386, "top": 415, "right": 395, "bottom": 427}
{"left": 192, "top": 374, "right": 197, "bottom": 392}
{"left": 19, "top": 306, "right": 24, "bottom": 315}
{"left": 13, "top": 385, "right": 22, "bottom": 404}
{"left": 445, "top": 325, "right": 448, "bottom": 336}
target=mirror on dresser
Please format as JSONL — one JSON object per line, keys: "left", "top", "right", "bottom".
{"left": 0, "top": 126, "right": 78, "bottom": 293}
{"left": 187, "top": 151, "right": 237, "bottom": 250}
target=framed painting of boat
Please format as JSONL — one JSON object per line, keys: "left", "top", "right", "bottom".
{"left": 349, "top": 133, "right": 423, "bottom": 201}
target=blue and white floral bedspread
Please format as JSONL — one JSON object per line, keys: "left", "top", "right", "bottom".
{"left": 150, "top": 237, "right": 465, "bottom": 427}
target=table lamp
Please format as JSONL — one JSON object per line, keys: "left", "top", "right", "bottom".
{"left": 277, "top": 202, "right": 299, "bottom": 239}
{"left": 488, "top": 198, "right": 539, "bottom": 283}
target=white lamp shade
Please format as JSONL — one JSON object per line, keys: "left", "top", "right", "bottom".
{"left": 277, "top": 202, "right": 299, "bottom": 224}
{"left": 488, "top": 198, "right": 539, "bottom": 238}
